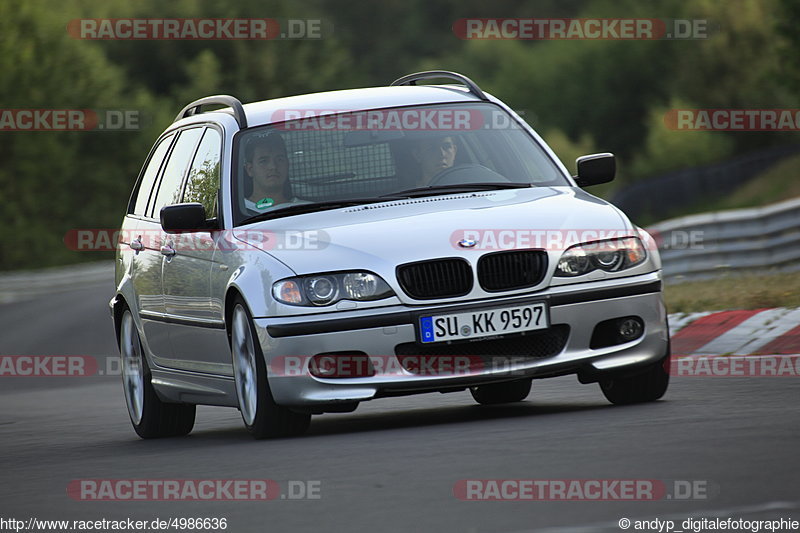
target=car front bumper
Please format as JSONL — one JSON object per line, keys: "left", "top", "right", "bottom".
{"left": 255, "top": 272, "right": 668, "bottom": 409}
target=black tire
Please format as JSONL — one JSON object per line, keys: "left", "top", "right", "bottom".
{"left": 119, "top": 308, "right": 195, "bottom": 439}
{"left": 600, "top": 353, "right": 670, "bottom": 405}
{"left": 229, "top": 297, "right": 311, "bottom": 439}
{"left": 470, "top": 378, "right": 532, "bottom": 405}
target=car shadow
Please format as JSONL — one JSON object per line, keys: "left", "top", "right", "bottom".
{"left": 176, "top": 398, "right": 622, "bottom": 443}
{"left": 303, "top": 401, "right": 612, "bottom": 438}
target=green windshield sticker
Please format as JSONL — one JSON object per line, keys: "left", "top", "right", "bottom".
{"left": 256, "top": 197, "right": 275, "bottom": 209}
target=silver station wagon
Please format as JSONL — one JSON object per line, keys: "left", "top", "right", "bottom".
{"left": 111, "top": 71, "right": 670, "bottom": 439}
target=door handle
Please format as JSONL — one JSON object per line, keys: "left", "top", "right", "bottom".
{"left": 130, "top": 237, "right": 143, "bottom": 252}
{"left": 160, "top": 243, "right": 176, "bottom": 257}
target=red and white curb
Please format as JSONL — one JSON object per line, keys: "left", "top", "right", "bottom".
{"left": 668, "top": 308, "right": 800, "bottom": 356}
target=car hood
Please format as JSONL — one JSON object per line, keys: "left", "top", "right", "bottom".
{"left": 234, "top": 187, "right": 633, "bottom": 276}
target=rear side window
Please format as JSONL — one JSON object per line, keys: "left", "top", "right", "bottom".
{"left": 183, "top": 127, "right": 222, "bottom": 218}
{"left": 131, "top": 133, "right": 174, "bottom": 216}
{"left": 149, "top": 127, "right": 204, "bottom": 218}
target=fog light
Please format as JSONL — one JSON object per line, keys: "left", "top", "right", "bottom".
{"left": 618, "top": 317, "right": 643, "bottom": 341}
{"left": 309, "top": 353, "right": 375, "bottom": 378}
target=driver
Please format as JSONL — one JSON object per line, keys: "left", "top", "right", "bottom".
{"left": 412, "top": 135, "right": 458, "bottom": 186}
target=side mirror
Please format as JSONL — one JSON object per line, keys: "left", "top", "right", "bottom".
{"left": 574, "top": 153, "right": 615, "bottom": 187}
{"left": 160, "top": 203, "right": 209, "bottom": 233}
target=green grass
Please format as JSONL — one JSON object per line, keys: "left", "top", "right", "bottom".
{"left": 665, "top": 271, "right": 800, "bottom": 313}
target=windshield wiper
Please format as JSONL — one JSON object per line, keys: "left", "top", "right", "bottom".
{"left": 238, "top": 196, "right": 408, "bottom": 224}
{"left": 382, "top": 182, "right": 532, "bottom": 198}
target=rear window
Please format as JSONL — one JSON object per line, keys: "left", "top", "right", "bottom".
{"left": 149, "top": 127, "right": 204, "bottom": 218}
{"left": 129, "top": 133, "right": 174, "bottom": 216}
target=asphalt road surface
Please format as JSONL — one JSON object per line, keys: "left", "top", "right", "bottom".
{"left": 1, "top": 277, "right": 798, "bottom": 533}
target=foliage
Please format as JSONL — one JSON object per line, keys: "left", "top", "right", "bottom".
{"left": 0, "top": 0, "right": 797, "bottom": 269}
{"left": 627, "top": 99, "right": 734, "bottom": 181}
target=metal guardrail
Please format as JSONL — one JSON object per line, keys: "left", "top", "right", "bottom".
{"left": 647, "top": 197, "right": 800, "bottom": 281}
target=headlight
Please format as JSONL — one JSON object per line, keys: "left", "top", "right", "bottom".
{"left": 305, "top": 276, "right": 338, "bottom": 305}
{"left": 273, "top": 271, "right": 394, "bottom": 306}
{"left": 555, "top": 237, "right": 646, "bottom": 277}
{"left": 342, "top": 272, "right": 381, "bottom": 300}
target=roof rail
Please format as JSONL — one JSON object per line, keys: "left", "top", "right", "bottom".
{"left": 390, "top": 70, "right": 489, "bottom": 101}
{"left": 174, "top": 95, "right": 247, "bottom": 129}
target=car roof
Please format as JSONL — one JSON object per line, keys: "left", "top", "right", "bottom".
{"left": 174, "top": 85, "right": 496, "bottom": 130}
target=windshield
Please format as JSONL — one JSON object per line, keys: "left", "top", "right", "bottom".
{"left": 232, "top": 102, "right": 568, "bottom": 225}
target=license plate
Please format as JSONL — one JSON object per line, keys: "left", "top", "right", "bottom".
{"left": 418, "top": 303, "right": 548, "bottom": 344}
